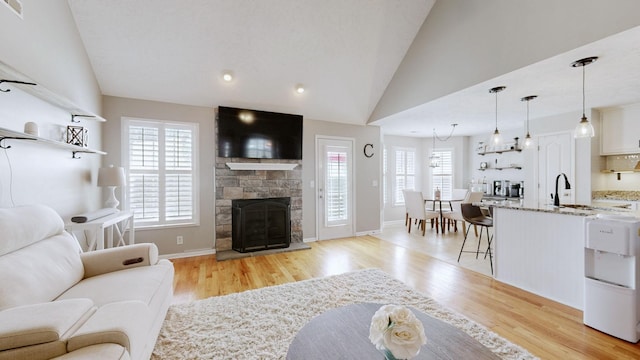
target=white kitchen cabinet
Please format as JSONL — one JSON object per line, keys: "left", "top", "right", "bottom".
{"left": 600, "top": 103, "right": 640, "bottom": 155}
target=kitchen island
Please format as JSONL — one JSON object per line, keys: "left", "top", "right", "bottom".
{"left": 489, "top": 203, "right": 629, "bottom": 310}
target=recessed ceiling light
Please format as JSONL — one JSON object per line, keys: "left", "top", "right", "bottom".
{"left": 222, "top": 71, "right": 233, "bottom": 82}
{"left": 295, "top": 84, "right": 305, "bottom": 94}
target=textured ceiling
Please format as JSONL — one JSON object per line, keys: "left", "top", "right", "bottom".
{"left": 67, "top": 1, "right": 640, "bottom": 137}
{"left": 67, "top": 0, "right": 434, "bottom": 125}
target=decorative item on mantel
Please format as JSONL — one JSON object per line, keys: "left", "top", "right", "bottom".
{"left": 369, "top": 304, "right": 427, "bottom": 360}
{"left": 66, "top": 125, "right": 88, "bottom": 147}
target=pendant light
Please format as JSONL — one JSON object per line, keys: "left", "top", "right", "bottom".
{"left": 571, "top": 56, "right": 598, "bottom": 138}
{"left": 429, "top": 124, "right": 458, "bottom": 168}
{"left": 489, "top": 86, "right": 506, "bottom": 145}
{"left": 429, "top": 128, "right": 440, "bottom": 168}
{"left": 521, "top": 95, "right": 537, "bottom": 148}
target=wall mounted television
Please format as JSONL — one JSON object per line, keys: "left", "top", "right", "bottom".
{"left": 217, "top": 106, "right": 303, "bottom": 160}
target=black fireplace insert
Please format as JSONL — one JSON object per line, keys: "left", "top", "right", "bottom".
{"left": 232, "top": 197, "right": 291, "bottom": 253}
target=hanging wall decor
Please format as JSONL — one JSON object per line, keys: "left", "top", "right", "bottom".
{"left": 66, "top": 125, "right": 88, "bottom": 147}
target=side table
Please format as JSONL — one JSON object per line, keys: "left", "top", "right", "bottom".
{"left": 65, "top": 211, "right": 135, "bottom": 251}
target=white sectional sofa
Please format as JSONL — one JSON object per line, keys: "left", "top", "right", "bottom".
{"left": 0, "top": 205, "right": 174, "bottom": 360}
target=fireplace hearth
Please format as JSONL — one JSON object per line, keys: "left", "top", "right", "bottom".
{"left": 232, "top": 197, "right": 291, "bottom": 253}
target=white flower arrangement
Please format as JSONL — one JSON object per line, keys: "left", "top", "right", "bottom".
{"left": 369, "top": 304, "right": 427, "bottom": 359}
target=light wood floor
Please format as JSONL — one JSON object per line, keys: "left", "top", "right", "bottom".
{"left": 170, "top": 235, "right": 640, "bottom": 359}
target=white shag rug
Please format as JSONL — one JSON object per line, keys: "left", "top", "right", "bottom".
{"left": 152, "top": 268, "right": 537, "bottom": 360}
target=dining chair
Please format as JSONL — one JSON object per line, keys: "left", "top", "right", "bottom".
{"left": 442, "top": 191, "right": 483, "bottom": 234}
{"left": 457, "top": 203, "right": 493, "bottom": 274}
{"left": 404, "top": 190, "right": 440, "bottom": 235}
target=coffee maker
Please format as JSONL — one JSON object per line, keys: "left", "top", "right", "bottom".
{"left": 509, "top": 182, "right": 521, "bottom": 198}
{"left": 493, "top": 180, "right": 503, "bottom": 197}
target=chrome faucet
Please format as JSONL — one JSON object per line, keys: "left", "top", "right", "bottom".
{"left": 553, "top": 173, "right": 571, "bottom": 207}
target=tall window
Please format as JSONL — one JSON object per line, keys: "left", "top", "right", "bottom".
{"left": 122, "top": 118, "right": 199, "bottom": 228}
{"left": 394, "top": 147, "right": 415, "bottom": 206}
{"left": 431, "top": 149, "right": 453, "bottom": 199}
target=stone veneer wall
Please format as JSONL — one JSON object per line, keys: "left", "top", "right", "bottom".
{"left": 215, "top": 158, "right": 303, "bottom": 252}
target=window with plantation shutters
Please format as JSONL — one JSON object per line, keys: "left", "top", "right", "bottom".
{"left": 123, "top": 118, "right": 199, "bottom": 228}
{"left": 326, "top": 150, "right": 348, "bottom": 223}
{"left": 393, "top": 147, "right": 415, "bottom": 206}
{"left": 431, "top": 149, "right": 453, "bottom": 199}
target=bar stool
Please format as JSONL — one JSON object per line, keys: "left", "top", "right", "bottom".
{"left": 457, "top": 203, "right": 493, "bottom": 274}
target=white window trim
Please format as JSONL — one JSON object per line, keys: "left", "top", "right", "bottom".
{"left": 393, "top": 146, "right": 416, "bottom": 207}
{"left": 431, "top": 147, "right": 454, "bottom": 199}
{"left": 121, "top": 117, "right": 200, "bottom": 229}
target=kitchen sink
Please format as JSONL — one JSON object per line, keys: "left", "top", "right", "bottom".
{"left": 559, "top": 204, "right": 594, "bottom": 210}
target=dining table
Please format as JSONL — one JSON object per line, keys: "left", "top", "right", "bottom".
{"left": 423, "top": 196, "right": 464, "bottom": 233}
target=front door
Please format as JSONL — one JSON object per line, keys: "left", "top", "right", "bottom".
{"left": 317, "top": 137, "right": 354, "bottom": 240}
{"left": 537, "top": 131, "right": 574, "bottom": 207}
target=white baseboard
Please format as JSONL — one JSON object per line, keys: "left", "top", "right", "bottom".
{"left": 160, "top": 248, "right": 216, "bottom": 260}
{"left": 383, "top": 220, "right": 405, "bottom": 227}
{"left": 355, "top": 229, "right": 381, "bottom": 236}
{"left": 303, "top": 237, "right": 317, "bottom": 243}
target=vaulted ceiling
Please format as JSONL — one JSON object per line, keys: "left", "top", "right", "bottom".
{"left": 68, "top": 1, "right": 640, "bottom": 137}
{"left": 67, "top": 0, "right": 434, "bottom": 125}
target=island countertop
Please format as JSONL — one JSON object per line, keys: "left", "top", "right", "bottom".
{"left": 482, "top": 200, "right": 638, "bottom": 217}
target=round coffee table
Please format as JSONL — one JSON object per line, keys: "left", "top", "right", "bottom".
{"left": 287, "top": 303, "right": 500, "bottom": 359}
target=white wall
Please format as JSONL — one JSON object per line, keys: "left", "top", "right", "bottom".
{"left": 302, "top": 120, "right": 381, "bottom": 239}
{"left": 370, "top": 0, "right": 640, "bottom": 123}
{"left": 0, "top": 1, "right": 102, "bottom": 217}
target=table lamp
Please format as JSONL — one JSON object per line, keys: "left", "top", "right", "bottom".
{"left": 98, "top": 165, "right": 126, "bottom": 209}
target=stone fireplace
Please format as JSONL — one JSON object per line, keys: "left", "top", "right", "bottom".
{"left": 214, "top": 158, "right": 302, "bottom": 253}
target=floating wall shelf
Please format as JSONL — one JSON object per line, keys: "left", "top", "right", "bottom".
{"left": 478, "top": 148, "right": 522, "bottom": 155}
{"left": 478, "top": 165, "right": 522, "bottom": 171}
{"left": 0, "top": 60, "right": 106, "bottom": 123}
{"left": 0, "top": 127, "right": 106, "bottom": 158}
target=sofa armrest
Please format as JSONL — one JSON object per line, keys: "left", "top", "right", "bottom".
{"left": 0, "top": 299, "right": 95, "bottom": 352}
{"left": 80, "top": 243, "right": 159, "bottom": 279}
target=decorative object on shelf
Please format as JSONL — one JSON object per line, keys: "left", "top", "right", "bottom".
{"left": 480, "top": 161, "right": 488, "bottom": 170}
{"left": 476, "top": 141, "right": 485, "bottom": 153}
{"left": 489, "top": 86, "right": 506, "bottom": 145}
{"left": 521, "top": 95, "right": 537, "bottom": 148}
{"left": 98, "top": 164, "right": 126, "bottom": 209}
{"left": 369, "top": 304, "right": 427, "bottom": 360}
{"left": 429, "top": 123, "right": 457, "bottom": 168}
{"left": 364, "top": 143, "right": 374, "bottom": 158}
{"left": 571, "top": 56, "right": 598, "bottom": 138}
{"left": 66, "top": 125, "right": 88, "bottom": 147}
{"left": 23, "top": 122, "right": 38, "bottom": 136}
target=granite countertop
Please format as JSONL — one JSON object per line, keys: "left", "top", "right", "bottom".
{"left": 592, "top": 190, "right": 640, "bottom": 201}
{"left": 482, "top": 200, "right": 637, "bottom": 217}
